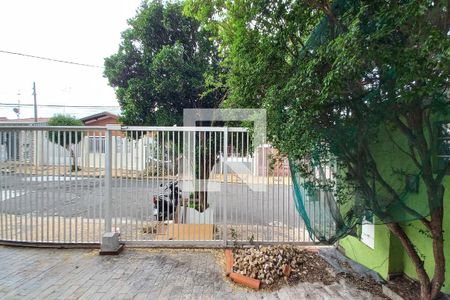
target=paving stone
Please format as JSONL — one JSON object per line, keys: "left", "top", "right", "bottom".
{"left": 0, "top": 246, "right": 384, "bottom": 300}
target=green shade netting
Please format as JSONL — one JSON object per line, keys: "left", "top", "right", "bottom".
{"left": 289, "top": 158, "right": 441, "bottom": 244}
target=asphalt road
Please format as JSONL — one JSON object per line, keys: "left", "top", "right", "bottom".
{"left": 0, "top": 173, "right": 320, "bottom": 229}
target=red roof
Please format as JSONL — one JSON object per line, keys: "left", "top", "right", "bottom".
{"left": 80, "top": 111, "right": 119, "bottom": 125}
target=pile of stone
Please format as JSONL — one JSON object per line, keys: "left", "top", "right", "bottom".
{"left": 232, "top": 245, "right": 323, "bottom": 286}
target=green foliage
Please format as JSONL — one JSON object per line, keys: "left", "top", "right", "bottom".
{"left": 190, "top": 0, "right": 450, "bottom": 296}
{"left": 188, "top": 0, "right": 450, "bottom": 225}
{"left": 47, "top": 114, "right": 84, "bottom": 148}
{"left": 230, "top": 227, "right": 238, "bottom": 247}
{"left": 104, "top": 1, "right": 225, "bottom": 126}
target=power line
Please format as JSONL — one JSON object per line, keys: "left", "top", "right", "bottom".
{"left": 0, "top": 102, "right": 119, "bottom": 108}
{"left": 0, "top": 50, "right": 104, "bottom": 69}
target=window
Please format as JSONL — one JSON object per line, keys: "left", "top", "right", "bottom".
{"left": 89, "top": 137, "right": 106, "bottom": 153}
{"left": 437, "top": 123, "right": 450, "bottom": 173}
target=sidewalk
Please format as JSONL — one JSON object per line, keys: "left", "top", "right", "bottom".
{"left": 0, "top": 246, "right": 381, "bottom": 299}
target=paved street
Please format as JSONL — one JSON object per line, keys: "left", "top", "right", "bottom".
{"left": 0, "top": 246, "right": 381, "bottom": 299}
{"left": 0, "top": 172, "right": 334, "bottom": 243}
{"left": 0, "top": 173, "right": 302, "bottom": 228}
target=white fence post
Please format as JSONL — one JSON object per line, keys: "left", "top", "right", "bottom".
{"left": 223, "top": 127, "right": 228, "bottom": 246}
{"left": 100, "top": 124, "right": 123, "bottom": 254}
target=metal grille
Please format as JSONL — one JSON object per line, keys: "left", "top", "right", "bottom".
{"left": 0, "top": 125, "right": 317, "bottom": 246}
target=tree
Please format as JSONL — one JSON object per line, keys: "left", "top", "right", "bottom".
{"left": 104, "top": 1, "right": 224, "bottom": 126}
{"left": 104, "top": 1, "right": 225, "bottom": 210}
{"left": 47, "top": 114, "right": 84, "bottom": 172}
{"left": 187, "top": 0, "right": 450, "bottom": 299}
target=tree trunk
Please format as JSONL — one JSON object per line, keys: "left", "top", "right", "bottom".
{"left": 69, "top": 147, "right": 77, "bottom": 172}
{"left": 429, "top": 186, "right": 446, "bottom": 300}
{"left": 387, "top": 222, "right": 433, "bottom": 300}
{"left": 387, "top": 188, "right": 446, "bottom": 300}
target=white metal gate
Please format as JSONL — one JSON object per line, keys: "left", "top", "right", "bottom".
{"left": 0, "top": 125, "right": 319, "bottom": 247}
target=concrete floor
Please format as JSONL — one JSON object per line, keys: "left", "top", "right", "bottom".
{"left": 0, "top": 246, "right": 382, "bottom": 299}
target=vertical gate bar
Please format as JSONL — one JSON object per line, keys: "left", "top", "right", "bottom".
{"left": 282, "top": 154, "right": 286, "bottom": 243}
{"left": 57, "top": 130, "right": 61, "bottom": 242}
{"left": 177, "top": 130, "right": 180, "bottom": 240}
{"left": 214, "top": 130, "right": 217, "bottom": 241}
{"left": 217, "top": 130, "right": 221, "bottom": 242}
{"left": 223, "top": 127, "right": 228, "bottom": 245}
{"left": 7, "top": 130, "right": 12, "bottom": 240}
{"left": 191, "top": 130, "right": 195, "bottom": 241}
{"left": 104, "top": 126, "right": 113, "bottom": 235}
{"left": 125, "top": 132, "right": 130, "bottom": 240}
{"left": 261, "top": 144, "right": 265, "bottom": 242}
{"left": 90, "top": 130, "right": 96, "bottom": 241}
{"left": 206, "top": 131, "right": 216, "bottom": 239}
{"left": 172, "top": 130, "right": 175, "bottom": 239}
{"left": 119, "top": 132, "right": 124, "bottom": 240}
{"left": 101, "top": 130, "right": 105, "bottom": 241}
{"left": 53, "top": 131, "right": 59, "bottom": 242}
{"left": 10, "top": 130, "right": 15, "bottom": 240}
{"left": 135, "top": 130, "right": 139, "bottom": 240}
{"left": 113, "top": 134, "right": 116, "bottom": 235}
{"left": 229, "top": 131, "right": 233, "bottom": 240}
{"left": 246, "top": 131, "right": 250, "bottom": 242}
{"left": 272, "top": 152, "right": 275, "bottom": 242}
{"left": 17, "top": 130, "right": 22, "bottom": 241}
{"left": 40, "top": 129, "right": 44, "bottom": 242}
{"left": 3, "top": 130, "right": 6, "bottom": 240}
{"left": 162, "top": 131, "right": 166, "bottom": 236}
{"left": 0, "top": 131, "right": 3, "bottom": 241}
{"left": 46, "top": 129, "right": 50, "bottom": 242}
{"left": 86, "top": 130, "right": 91, "bottom": 243}
{"left": 1, "top": 131, "right": 5, "bottom": 240}
{"left": 203, "top": 130, "right": 206, "bottom": 240}
{"left": 80, "top": 131, "right": 84, "bottom": 243}
{"left": 16, "top": 130, "right": 20, "bottom": 241}
{"left": 155, "top": 131, "right": 159, "bottom": 238}
{"left": 132, "top": 130, "right": 136, "bottom": 241}
{"left": 79, "top": 130, "right": 83, "bottom": 242}
{"left": 75, "top": 131, "right": 79, "bottom": 243}
{"left": 239, "top": 132, "right": 243, "bottom": 241}
{"left": 10, "top": 130, "right": 14, "bottom": 240}
{"left": 141, "top": 130, "right": 145, "bottom": 241}
{"left": 144, "top": 132, "right": 148, "bottom": 240}
{"left": 277, "top": 157, "right": 280, "bottom": 243}
{"left": 68, "top": 131, "right": 72, "bottom": 243}
{"left": 182, "top": 130, "right": 185, "bottom": 239}
{"left": 12, "top": 130, "right": 17, "bottom": 241}
{"left": 282, "top": 159, "right": 291, "bottom": 242}
{"left": 63, "top": 130, "right": 67, "bottom": 243}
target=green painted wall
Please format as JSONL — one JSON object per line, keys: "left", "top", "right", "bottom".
{"left": 400, "top": 176, "right": 450, "bottom": 294}
{"left": 339, "top": 124, "right": 450, "bottom": 294}
{"left": 339, "top": 224, "right": 391, "bottom": 279}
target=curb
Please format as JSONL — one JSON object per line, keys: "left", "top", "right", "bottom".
{"left": 225, "top": 249, "right": 261, "bottom": 290}
{"left": 230, "top": 272, "right": 261, "bottom": 290}
{"left": 382, "top": 285, "right": 404, "bottom": 300}
{"left": 225, "top": 249, "right": 233, "bottom": 275}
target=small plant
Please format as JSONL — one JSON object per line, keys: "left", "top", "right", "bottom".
{"left": 248, "top": 234, "right": 255, "bottom": 245}
{"left": 230, "top": 227, "right": 238, "bottom": 247}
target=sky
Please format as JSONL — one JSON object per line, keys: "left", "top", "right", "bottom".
{"left": 0, "top": 0, "right": 143, "bottom": 120}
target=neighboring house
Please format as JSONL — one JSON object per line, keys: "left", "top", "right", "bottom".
{"left": 80, "top": 111, "right": 120, "bottom": 127}
{"left": 338, "top": 122, "right": 450, "bottom": 295}
{"left": 0, "top": 118, "right": 49, "bottom": 163}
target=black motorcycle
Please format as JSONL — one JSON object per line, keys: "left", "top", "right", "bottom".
{"left": 152, "top": 181, "right": 181, "bottom": 221}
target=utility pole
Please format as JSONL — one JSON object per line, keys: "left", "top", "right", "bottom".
{"left": 33, "top": 82, "right": 37, "bottom": 122}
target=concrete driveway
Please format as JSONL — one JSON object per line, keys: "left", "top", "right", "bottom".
{"left": 0, "top": 246, "right": 381, "bottom": 299}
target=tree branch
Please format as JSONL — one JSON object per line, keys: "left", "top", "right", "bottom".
{"left": 385, "top": 125, "right": 422, "bottom": 170}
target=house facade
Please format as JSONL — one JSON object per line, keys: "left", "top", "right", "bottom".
{"left": 338, "top": 122, "right": 450, "bottom": 295}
